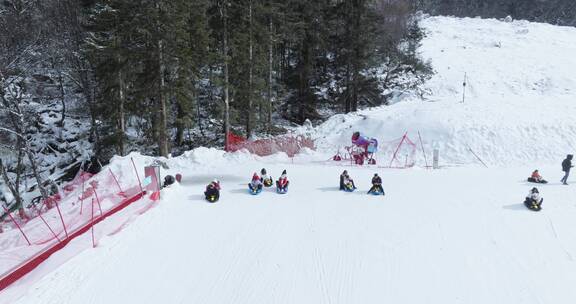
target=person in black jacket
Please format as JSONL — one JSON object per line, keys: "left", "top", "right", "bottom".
{"left": 339, "top": 170, "right": 356, "bottom": 190}
{"left": 561, "top": 154, "right": 573, "bottom": 185}
{"left": 368, "top": 173, "right": 385, "bottom": 195}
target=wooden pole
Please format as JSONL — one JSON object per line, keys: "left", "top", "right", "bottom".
{"left": 418, "top": 131, "right": 429, "bottom": 168}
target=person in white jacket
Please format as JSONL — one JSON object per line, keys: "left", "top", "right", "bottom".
{"left": 524, "top": 187, "right": 543, "bottom": 209}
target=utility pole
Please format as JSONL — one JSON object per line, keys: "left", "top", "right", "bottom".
{"left": 462, "top": 72, "right": 467, "bottom": 103}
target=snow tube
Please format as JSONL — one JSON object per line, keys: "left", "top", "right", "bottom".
{"left": 369, "top": 190, "right": 384, "bottom": 196}
{"left": 527, "top": 177, "right": 548, "bottom": 184}
{"left": 342, "top": 184, "right": 356, "bottom": 192}
{"left": 206, "top": 195, "right": 219, "bottom": 203}
{"left": 276, "top": 187, "right": 288, "bottom": 194}
{"left": 524, "top": 199, "right": 542, "bottom": 211}
{"left": 249, "top": 187, "right": 263, "bottom": 195}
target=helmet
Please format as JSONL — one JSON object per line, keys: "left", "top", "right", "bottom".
{"left": 282, "top": 170, "right": 287, "bottom": 175}
{"left": 531, "top": 187, "right": 539, "bottom": 193}
{"left": 374, "top": 173, "right": 378, "bottom": 176}
{"left": 261, "top": 168, "right": 267, "bottom": 174}
{"left": 343, "top": 170, "right": 348, "bottom": 174}
{"left": 213, "top": 179, "right": 219, "bottom": 184}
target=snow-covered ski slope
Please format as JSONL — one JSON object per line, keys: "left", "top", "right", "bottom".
{"left": 304, "top": 16, "right": 576, "bottom": 167}
{"left": 4, "top": 151, "right": 576, "bottom": 304}
{"left": 4, "top": 15, "right": 576, "bottom": 304}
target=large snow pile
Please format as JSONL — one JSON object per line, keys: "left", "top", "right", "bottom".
{"left": 303, "top": 16, "right": 576, "bottom": 167}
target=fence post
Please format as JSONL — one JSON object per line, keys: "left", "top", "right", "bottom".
{"left": 466, "top": 143, "right": 488, "bottom": 168}
{"left": 93, "top": 188, "right": 103, "bottom": 217}
{"left": 1, "top": 205, "right": 31, "bottom": 246}
{"left": 131, "top": 157, "right": 144, "bottom": 194}
{"left": 109, "top": 168, "right": 125, "bottom": 195}
{"left": 79, "top": 174, "right": 85, "bottom": 215}
{"left": 31, "top": 202, "right": 61, "bottom": 243}
{"left": 91, "top": 198, "right": 96, "bottom": 248}
{"left": 389, "top": 132, "right": 408, "bottom": 168}
{"left": 418, "top": 131, "right": 429, "bottom": 168}
{"left": 54, "top": 200, "right": 69, "bottom": 239}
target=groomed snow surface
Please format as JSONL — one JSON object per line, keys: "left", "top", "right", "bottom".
{"left": 3, "top": 15, "right": 576, "bottom": 303}
{"left": 3, "top": 154, "right": 576, "bottom": 304}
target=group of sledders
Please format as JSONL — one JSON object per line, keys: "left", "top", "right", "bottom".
{"left": 339, "top": 170, "right": 385, "bottom": 195}
{"left": 522, "top": 154, "right": 574, "bottom": 211}
{"left": 247, "top": 168, "right": 289, "bottom": 195}
{"left": 203, "top": 168, "right": 289, "bottom": 202}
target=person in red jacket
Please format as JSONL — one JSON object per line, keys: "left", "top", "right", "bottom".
{"left": 276, "top": 170, "right": 289, "bottom": 192}
{"left": 527, "top": 170, "right": 547, "bottom": 184}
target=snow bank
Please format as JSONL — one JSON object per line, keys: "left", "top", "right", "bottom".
{"left": 299, "top": 16, "right": 576, "bottom": 167}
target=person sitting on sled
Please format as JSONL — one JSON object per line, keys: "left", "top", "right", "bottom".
{"left": 260, "top": 168, "right": 273, "bottom": 187}
{"left": 524, "top": 187, "right": 543, "bottom": 209}
{"left": 339, "top": 170, "right": 356, "bottom": 191}
{"left": 528, "top": 170, "right": 547, "bottom": 183}
{"left": 368, "top": 173, "right": 384, "bottom": 194}
{"left": 249, "top": 173, "right": 263, "bottom": 192}
{"left": 204, "top": 179, "right": 221, "bottom": 201}
{"left": 276, "top": 170, "right": 289, "bottom": 191}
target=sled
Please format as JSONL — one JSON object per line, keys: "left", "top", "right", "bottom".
{"left": 342, "top": 184, "right": 356, "bottom": 192}
{"left": 368, "top": 190, "right": 385, "bottom": 196}
{"left": 524, "top": 200, "right": 542, "bottom": 211}
{"left": 249, "top": 187, "right": 263, "bottom": 195}
{"left": 206, "top": 195, "right": 219, "bottom": 203}
{"left": 527, "top": 177, "right": 548, "bottom": 184}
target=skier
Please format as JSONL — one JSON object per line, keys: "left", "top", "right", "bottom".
{"left": 527, "top": 170, "right": 547, "bottom": 184}
{"left": 204, "top": 179, "right": 221, "bottom": 202}
{"left": 260, "top": 168, "right": 273, "bottom": 187}
{"left": 368, "top": 173, "right": 385, "bottom": 195}
{"left": 339, "top": 170, "right": 356, "bottom": 191}
{"left": 524, "top": 187, "right": 543, "bottom": 211}
{"left": 561, "top": 154, "right": 573, "bottom": 185}
{"left": 248, "top": 173, "right": 263, "bottom": 193}
{"left": 276, "top": 170, "right": 289, "bottom": 193}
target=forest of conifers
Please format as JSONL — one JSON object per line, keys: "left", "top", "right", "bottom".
{"left": 1, "top": 0, "right": 429, "bottom": 161}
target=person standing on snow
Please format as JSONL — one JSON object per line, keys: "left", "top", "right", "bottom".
{"left": 561, "top": 154, "right": 573, "bottom": 185}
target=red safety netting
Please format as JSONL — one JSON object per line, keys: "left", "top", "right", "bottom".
{"left": 0, "top": 159, "right": 149, "bottom": 291}
{"left": 380, "top": 133, "right": 418, "bottom": 168}
{"left": 226, "top": 132, "right": 315, "bottom": 157}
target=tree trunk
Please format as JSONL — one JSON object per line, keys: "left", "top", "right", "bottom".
{"left": 57, "top": 70, "right": 66, "bottom": 127}
{"left": 157, "top": 2, "right": 169, "bottom": 157}
{"left": 0, "top": 158, "right": 25, "bottom": 219}
{"left": 351, "top": 0, "right": 362, "bottom": 112}
{"left": 247, "top": 0, "right": 253, "bottom": 138}
{"left": 222, "top": 0, "right": 230, "bottom": 150}
{"left": 267, "top": 8, "right": 273, "bottom": 132}
{"left": 117, "top": 62, "right": 126, "bottom": 156}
